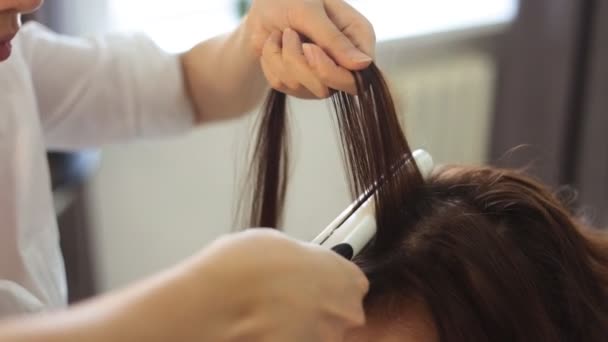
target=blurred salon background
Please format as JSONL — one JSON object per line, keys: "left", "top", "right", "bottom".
{"left": 38, "top": 0, "right": 607, "bottom": 302}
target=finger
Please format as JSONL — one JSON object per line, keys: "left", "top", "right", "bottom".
{"left": 325, "top": 0, "right": 377, "bottom": 58}
{"left": 326, "top": 268, "right": 368, "bottom": 328}
{"left": 288, "top": 2, "right": 372, "bottom": 70}
{"left": 261, "top": 51, "right": 285, "bottom": 92}
{"left": 319, "top": 320, "right": 350, "bottom": 342}
{"left": 336, "top": 256, "right": 370, "bottom": 297}
{"left": 261, "top": 38, "right": 318, "bottom": 98}
{"left": 303, "top": 245, "right": 369, "bottom": 329}
{"left": 327, "top": 299, "right": 367, "bottom": 329}
{"left": 282, "top": 28, "right": 331, "bottom": 99}
{"left": 303, "top": 43, "right": 358, "bottom": 95}
{"left": 314, "top": 244, "right": 369, "bottom": 296}
{"left": 261, "top": 31, "right": 288, "bottom": 92}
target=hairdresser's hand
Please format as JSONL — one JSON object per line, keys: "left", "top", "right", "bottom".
{"left": 246, "top": 0, "right": 376, "bottom": 98}
{"left": 190, "top": 229, "right": 369, "bottom": 341}
{"left": 103, "top": 229, "right": 369, "bottom": 341}
{"left": 0, "top": 229, "right": 368, "bottom": 341}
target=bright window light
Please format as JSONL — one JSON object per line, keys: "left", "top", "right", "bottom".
{"left": 349, "top": 0, "right": 519, "bottom": 41}
{"left": 109, "top": 1, "right": 240, "bottom": 52}
{"left": 109, "top": 0, "right": 518, "bottom": 52}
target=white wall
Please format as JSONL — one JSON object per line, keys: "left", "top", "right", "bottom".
{"left": 88, "top": 100, "right": 353, "bottom": 290}
{"left": 88, "top": 34, "right": 497, "bottom": 291}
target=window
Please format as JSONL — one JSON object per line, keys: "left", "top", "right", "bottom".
{"left": 109, "top": 0, "right": 518, "bottom": 52}
{"left": 349, "top": 0, "right": 519, "bottom": 41}
{"left": 109, "top": 1, "right": 241, "bottom": 52}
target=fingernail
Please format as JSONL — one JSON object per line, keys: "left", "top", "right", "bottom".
{"left": 302, "top": 44, "right": 316, "bottom": 67}
{"left": 348, "top": 48, "right": 372, "bottom": 63}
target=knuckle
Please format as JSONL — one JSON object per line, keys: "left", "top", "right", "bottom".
{"left": 289, "top": 84, "right": 304, "bottom": 94}
{"left": 318, "top": 87, "right": 331, "bottom": 98}
{"left": 269, "top": 78, "right": 285, "bottom": 91}
{"left": 262, "top": 69, "right": 281, "bottom": 89}
{"left": 368, "top": 23, "right": 377, "bottom": 43}
{"left": 352, "top": 18, "right": 373, "bottom": 34}
{"left": 283, "top": 79, "right": 301, "bottom": 92}
{"left": 262, "top": 40, "right": 281, "bottom": 57}
{"left": 251, "top": 33, "right": 268, "bottom": 57}
{"left": 345, "top": 18, "right": 376, "bottom": 43}
{"left": 346, "top": 304, "right": 367, "bottom": 327}
{"left": 365, "top": 18, "right": 377, "bottom": 41}
{"left": 244, "top": 229, "right": 293, "bottom": 250}
{"left": 241, "top": 228, "right": 280, "bottom": 241}
{"left": 282, "top": 54, "right": 298, "bottom": 69}
{"left": 287, "top": 1, "right": 317, "bottom": 26}
{"left": 261, "top": 41, "right": 273, "bottom": 56}
{"left": 359, "top": 275, "right": 370, "bottom": 293}
{"left": 317, "top": 66, "right": 332, "bottom": 83}
{"left": 329, "top": 31, "right": 350, "bottom": 48}
{"left": 345, "top": 265, "right": 369, "bottom": 293}
{"left": 363, "top": 17, "right": 374, "bottom": 30}
{"left": 354, "top": 310, "right": 367, "bottom": 326}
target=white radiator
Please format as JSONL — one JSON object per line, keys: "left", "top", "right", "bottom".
{"left": 388, "top": 52, "right": 497, "bottom": 165}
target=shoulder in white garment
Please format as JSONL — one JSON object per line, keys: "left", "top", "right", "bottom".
{"left": 0, "top": 25, "right": 67, "bottom": 318}
{"left": 0, "top": 22, "right": 195, "bottom": 318}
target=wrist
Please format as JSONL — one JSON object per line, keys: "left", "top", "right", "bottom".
{"left": 0, "top": 305, "right": 109, "bottom": 342}
{"left": 182, "top": 14, "right": 266, "bottom": 123}
{"left": 105, "top": 265, "right": 221, "bottom": 342}
{"left": 237, "top": 13, "right": 261, "bottom": 59}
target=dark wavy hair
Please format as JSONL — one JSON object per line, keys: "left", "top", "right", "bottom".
{"left": 241, "top": 63, "right": 608, "bottom": 341}
{"left": 358, "top": 165, "right": 608, "bottom": 341}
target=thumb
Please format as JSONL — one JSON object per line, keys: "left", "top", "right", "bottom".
{"left": 289, "top": 1, "right": 374, "bottom": 70}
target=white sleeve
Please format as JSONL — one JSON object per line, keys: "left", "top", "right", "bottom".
{"left": 18, "top": 23, "right": 196, "bottom": 150}
{"left": 0, "top": 281, "right": 45, "bottom": 319}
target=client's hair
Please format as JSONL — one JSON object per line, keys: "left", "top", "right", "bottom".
{"left": 241, "top": 63, "right": 608, "bottom": 340}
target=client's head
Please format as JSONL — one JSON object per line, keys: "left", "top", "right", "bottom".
{"left": 347, "top": 165, "right": 608, "bottom": 342}
{"left": 244, "top": 62, "right": 608, "bottom": 341}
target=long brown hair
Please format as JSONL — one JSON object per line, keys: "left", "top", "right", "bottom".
{"left": 243, "top": 63, "right": 423, "bottom": 239}
{"left": 358, "top": 165, "right": 608, "bottom": 341}
{"left": 241, "top": 63, "right": 608, "bottom": 340}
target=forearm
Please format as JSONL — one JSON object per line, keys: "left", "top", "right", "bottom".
{"left": 182, "top": 18, "right": 267, "bottom": 123}
{"left": 0, "top": 306, "right": 106, "bottom": 342}
{"left": 0, "top": 256, "right": 232, "bottom": 342}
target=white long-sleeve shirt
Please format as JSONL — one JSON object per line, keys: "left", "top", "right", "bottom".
{"left": 0, "top": 23, "right": 195, "bottom": 318}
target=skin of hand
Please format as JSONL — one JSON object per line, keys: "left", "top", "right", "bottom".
{"left": 181, "top": 0, "right": 376, "bottom": 122}
{"left": 0, "top": 229, "right": 369, "bottom": 342}
{"left": 250, "top": 0, "right": 376, "bottom": 98}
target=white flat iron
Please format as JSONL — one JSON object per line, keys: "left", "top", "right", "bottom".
{"left": 312, "top": 149, "right": 434, "bottom": 260}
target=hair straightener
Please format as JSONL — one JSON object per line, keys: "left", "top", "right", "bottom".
{"left": 312, "top": 150, "right": 434, "bottom": 260}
